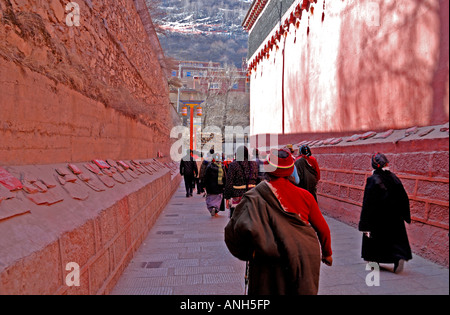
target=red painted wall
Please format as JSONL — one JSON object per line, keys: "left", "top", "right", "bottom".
{"left": 248, "top": 0, "right": 449, "bottom": 136}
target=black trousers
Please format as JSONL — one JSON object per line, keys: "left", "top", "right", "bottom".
{"left": 195, "top": 177, "right": 204, "bottom": 193}
{"left": 184, "top": 175, "right": 195, "bottom": 196}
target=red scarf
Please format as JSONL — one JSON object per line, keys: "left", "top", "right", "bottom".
{"left": 267, "top": 177, "right": 315, "bottom": 223}
{"left": 266, "top": 177, "right": 333, "bottom": 257}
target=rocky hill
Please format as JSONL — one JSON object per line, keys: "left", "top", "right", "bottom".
{"left": 152, "top": 0, "right": 252, "bottom": 67}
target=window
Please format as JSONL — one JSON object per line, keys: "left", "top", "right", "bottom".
{"left": 209, "top": 82, "right": 220, "bottom": 90}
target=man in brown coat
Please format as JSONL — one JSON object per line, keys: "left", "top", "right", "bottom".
{"left": 225, "top": 149, "right": 332, "bottom": 295}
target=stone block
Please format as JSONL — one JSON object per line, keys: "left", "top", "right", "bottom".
{"left": 340, "top": 153, "right": 372, "bottom": 171}
{"left": 60, "top": 220, "right": 96, "bottom": 269}
{"left": 430, "top": 151, "right": 450, "bottom": 178}
{"left": 348, "top": 187, "right": 363, "bottom": 204}
{"left": 408, "top": 222, "right": 449, "bottom": 266}
{"left": 410, "top": 199, "right": 428, "bottom": 221}
{"left": 89, "top": 249, "right": 111, "bottom": 295}
{"left": 427, "top": 203, "right": 450, "bottom": 227}
{"left": 112, "top": 232, "right": 128, "bottom": 270}
{"left": 394, "top": 152, "right": 431, "bottom": 176}
{"left": 325, "top": 170, "right": 336, "bottom": 182}
{"left": 353, "top": 173, "right": 367, "bottom": 187}
{"left": 399, "top": 177, "right": 417, "bottom": 196}
{"left": 97, "top": 205, "right": 119, "bottom": 248}
{"left": 317, "top": 154, "right": 343, "bottom": 170}
{"left": 321, "top": 182, "right": 340, "bottom": 197}
{"left": 339, "top": 185, "right": 349, "bottom": 199}
{"left": 416, "top": 180, "right": 449, "bottom": 202}
{"left": 126, "top": 192, "right": 139, "bottom": 219}
{"left": 116, "top": 198, "right": 130, "bottom": 228}
{"left": 335, "top": 172, "right": 354, "bottom": 185}
{"left": 63, "top": 269, "right": 90, "bottom": 295}
{"left": 0, "top": 241, "right": 61, "bottom": 295}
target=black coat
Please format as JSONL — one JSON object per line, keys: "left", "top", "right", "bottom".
{"left": 294, "top": 158, "right": 318, "bottom": 201}
{"left": 358, "top": 169, "right": 413, "bottom": 263}
{"left": 204, "top": 162, "right": 226, "bottom": 195}
{"left": 180, "top": 155, "right": 198, "bottom": 178}
{"left": 223, "top": 160, "right": 259, "bottom": 199}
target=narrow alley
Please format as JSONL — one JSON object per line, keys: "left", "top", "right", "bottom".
{"left": 111, "top": 183, "right": 449, "bottom": 296}
{"left": 0, "top": 0, "right": 448, "bottom": 298}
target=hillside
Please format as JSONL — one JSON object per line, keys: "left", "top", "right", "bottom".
{"left": 152, "top": 0, "right": 252, "bottom": 67}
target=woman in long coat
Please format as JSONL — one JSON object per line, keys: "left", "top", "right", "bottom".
{"left": 223, "top": 146, "right": 259, "bottom": 218}
{"left": 294, "top": 145, "right": 321, "bottom": 201}
{"left": 358, "top": 153, "right": 413, "bottom": 273}
{"left": 204, "top": 154, "right": 226, "bottom": 216}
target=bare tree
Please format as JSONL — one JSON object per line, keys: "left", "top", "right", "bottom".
{"left": 195, "top": 63, "right": 241, "bottom": 134}
{"left": 220, "top": 64, "right": 241, "bottom": 132}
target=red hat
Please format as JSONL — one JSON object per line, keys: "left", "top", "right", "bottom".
{"left": 264, "top": 149, "right": 295, "bottom": 177}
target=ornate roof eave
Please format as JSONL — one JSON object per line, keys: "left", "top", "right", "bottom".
{"left": 242, "top": 0, "right": 269, "bottom": 32}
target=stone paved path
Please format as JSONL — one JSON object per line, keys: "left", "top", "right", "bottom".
{"left": 111, "top": 183, "right": 449, "bottom": 295}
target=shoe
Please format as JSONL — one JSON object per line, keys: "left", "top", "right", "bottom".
{"left": 394, "top": 259, "right": 405, "bottom": 274}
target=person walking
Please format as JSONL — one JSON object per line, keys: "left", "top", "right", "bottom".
{"left": 204, "top": 153, "right": 226, "bottom": 217}
{"left": 252, "top": 148, "right": 266, "bottom": 184}
{"left": 294, "top": 145, "right": 320, "bottom": 201}
{"left": 198, "top": 158, "right": 208, "bottom": 197}
{"left": 179, "top": 149, "right": 198, "bottom": 198}
{"left": 285, "top": 144, "right": 295, "bottom": 156}
{"left": 225, "top": 149, "right": 332, "bottom": 295}
{"left": 199, "top": 149, "right": 216, "bottom": 197}
{"left": 195, "top": 154, "right": 205, "bottom": 195}
{"left": 358, "top": 153, "right": 413, "bottom": 273}
{"left": 223, "top": 146, "right": 259, "bottom": 218}
{"left": 297, "top": 145, "right": 321, "bottom": 181}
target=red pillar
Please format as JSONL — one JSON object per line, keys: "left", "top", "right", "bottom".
{"left": 190, "top": 105, "right": 194, "bottom": 152}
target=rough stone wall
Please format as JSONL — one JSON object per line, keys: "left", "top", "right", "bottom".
{"left": 0, "top": 0, "right": 182, "bottom": 295}
{"left": 0, "top": 164, "right": 181, "bottom": 295}
{"left": 0, "top": 58, "right": 174, "bottom": 165}
{"left": 0, "top": 0, "right": 173, "bottom": 165}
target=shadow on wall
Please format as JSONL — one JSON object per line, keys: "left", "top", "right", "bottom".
{"left": 336, "top": 0, "right": 449, "bottom": 131}
{"left": 431, "top": 0, "right": 450, "bottom": 124}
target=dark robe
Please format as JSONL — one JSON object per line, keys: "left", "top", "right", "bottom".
{"left": 204, "top": 162, "right": 226, "bottom": 195}
{"left": 294, "top": 158, "right": 318, "bottom": 201}
{"left": 224, "top": 181, "right": 321, "bottom": 295}
{"left": 358, "top": 169, "right": 413, "bottom": 263}
{"left": 223, "top": 160, "right": 259, "bottom": 200}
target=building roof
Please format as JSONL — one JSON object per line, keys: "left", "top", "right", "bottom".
{"left": 242, "top": 0, "right": 269, "bottom": 31}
